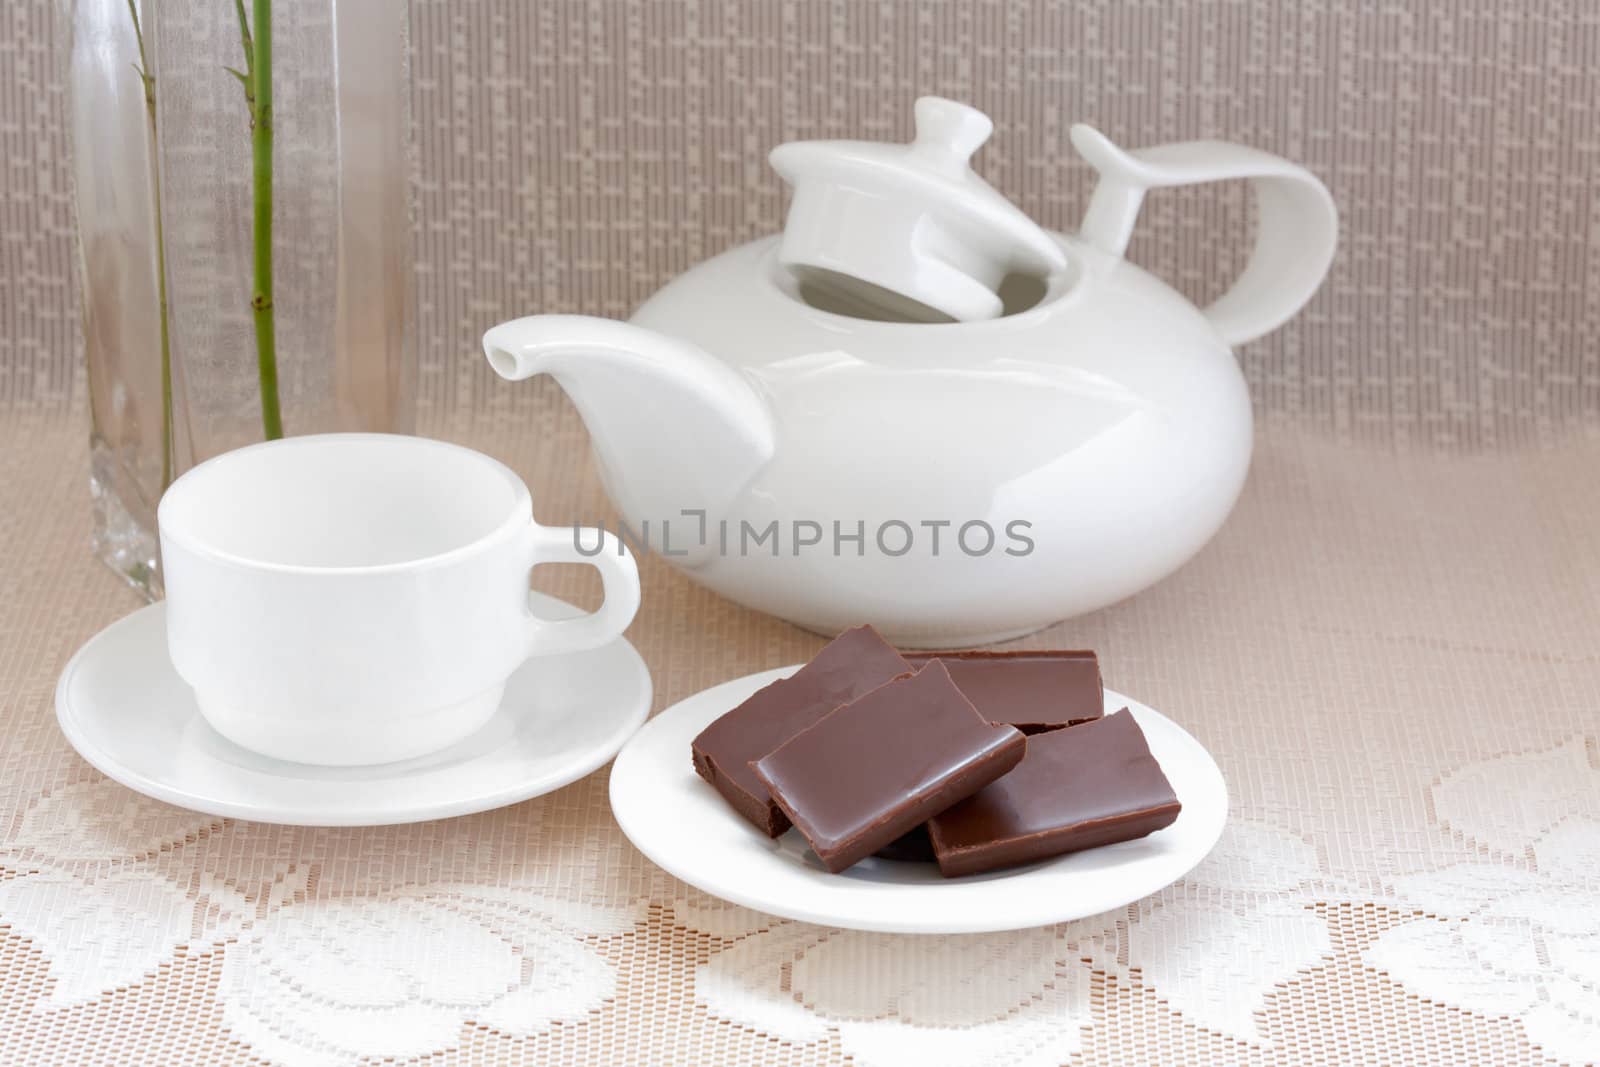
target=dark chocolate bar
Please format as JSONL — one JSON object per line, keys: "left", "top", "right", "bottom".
{"left": 902, "top": 649, "right": 1102, "bottom": 732}
{"left": 753, "top": 661, "right": 1026, "bottom": 873}
{"left": 927, "top": 708, "right": 1181, "bottom": 877}
{"left": 691, "top": 625, "right": 910, "bottom": 836}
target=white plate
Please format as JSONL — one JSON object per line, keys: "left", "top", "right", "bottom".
{"left": 611, "top": 667, "right": 1227, "bottom": 934}
{"left": 56, "top": 596, "right": 652, "bottom": 826}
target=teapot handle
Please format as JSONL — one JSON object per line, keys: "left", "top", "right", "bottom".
{"left": 1070, "top": 124, "right": 1337, "bottom": 347}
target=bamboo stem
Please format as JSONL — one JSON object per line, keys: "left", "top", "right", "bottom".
{"left": 250, "top": 0, "right": 280, "bottom": 438}
{"left": 234, "top": 0, "right": 281, "bottom": 439}
{"left": 126, "top": 0, "right": 176, "bottom": 488}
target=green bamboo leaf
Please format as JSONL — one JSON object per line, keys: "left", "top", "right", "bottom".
{"left": 125, "top": 0, "right": 153, "bottom": 89}
{"left": 233, "top": 0, "right": 253, "bottom": 62}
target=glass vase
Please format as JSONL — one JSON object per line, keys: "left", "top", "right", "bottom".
{"left": 66, "top": 0, "right": 416, "bottom": 597}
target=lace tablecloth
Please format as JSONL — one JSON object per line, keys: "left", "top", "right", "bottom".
{"left": 1, "top": 410, "right": 1597, "bottom": 1066}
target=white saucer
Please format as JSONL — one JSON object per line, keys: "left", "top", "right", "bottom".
{"left": 610, "top": 667, "right": 1228, "bottom": 934}
{"left": 55, "top": 596, "right": 652, "bottom": 826}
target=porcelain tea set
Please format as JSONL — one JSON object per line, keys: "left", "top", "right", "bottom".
{"left": 58, "top": 99, "right": 1331, "bottom": 833}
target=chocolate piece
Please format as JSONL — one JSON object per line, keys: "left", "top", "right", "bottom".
{"left": 927, "top": 708, "right": 1181, "bottom": 877}
{"left": 692, "top": 625, "right": 910, "bottom": 836}
{"left": 902, "top": 649, "right": 1102, "bottom": 733}
{"left": 753, "top": 661, "right": 1026, "bottom": 873}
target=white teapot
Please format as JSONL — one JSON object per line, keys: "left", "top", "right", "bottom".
{"left": 485, "top": 98, "right": 1335, "bottom": 646}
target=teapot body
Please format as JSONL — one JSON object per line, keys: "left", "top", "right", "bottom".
{"left": 609, "top": 234, "right": 1252, "bottom": 646}
{"left": 485, "top": 110, "right": 1334, "bottom": 645}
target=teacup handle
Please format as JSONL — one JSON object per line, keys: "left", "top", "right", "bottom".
{"left": 524, "top": 522, "right": 641, "bottom": 656}
{"left": 1070, "top": 124, "right": 1338, "bottom": 347}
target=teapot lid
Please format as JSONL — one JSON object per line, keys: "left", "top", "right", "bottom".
{"left": 769, "top": 97, "right": 1066, "bottom": 322}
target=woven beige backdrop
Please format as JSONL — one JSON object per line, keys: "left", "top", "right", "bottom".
{"left": 4, "top": 0, "right": 1600, "bottom": 447}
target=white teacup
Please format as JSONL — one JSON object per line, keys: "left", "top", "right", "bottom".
{"left": 157, "top": 433, "right": 640, "bottom": 766}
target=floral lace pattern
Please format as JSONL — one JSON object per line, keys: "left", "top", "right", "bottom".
{"left": 4, "top": 682, "right": 1598, "bottom": 1064}
{"left": 1364, "top": 739, "right": 1600, "bottom": 1064}
{"left": 0, "top": 780, "right": 643, "bottom": 1064}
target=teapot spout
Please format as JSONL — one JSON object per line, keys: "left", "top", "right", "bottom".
{"left": 483, "top": 315, "right": 775, "bottom": 536}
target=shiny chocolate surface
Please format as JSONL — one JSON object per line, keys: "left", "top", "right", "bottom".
{"left": 753, "top": 661, "right": 1025, "bottom": 873}
{"left": 928, "top": 708, "right": 1181, "bottom": 877}
{"left": 690, "top": 625, "right": 909, "bottom": 836}
{"left": 902, "top": 649, "right": 1103, "bottom": 732}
